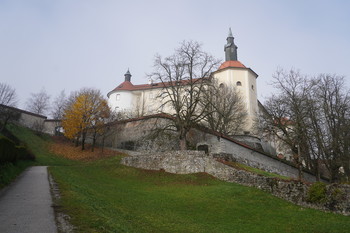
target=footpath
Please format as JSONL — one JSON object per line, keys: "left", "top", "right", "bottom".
{"left": 0, "top": 166, "right": 57, "bottom": 233}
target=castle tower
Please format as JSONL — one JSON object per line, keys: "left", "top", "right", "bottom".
{"left": 224, "top": 28, "right": 238, "bottom": 61}
{"left": 124, "top": 69, "right": 132, "bottom": 82}
{"left": 213, "top": 29, "right": 259, "bottom": 134}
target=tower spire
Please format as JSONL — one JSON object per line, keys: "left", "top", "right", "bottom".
{"left": 228, "top": 27, "right": 233, "bottom": 38}
{"left": 124, "top": 69, "right": 132, "bottom": 82}
{"left": 224, "top": 28, "right": 238, "bottom": 61}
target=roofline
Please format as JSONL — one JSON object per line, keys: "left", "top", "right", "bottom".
{"left": 107, "top": 78, "right": 206, "bottom": 96}
{"left": 0, "top": 104, "right": 47, "bottom": 119}
{"left": 107, "top": 84, "right": 164, "bottom": 97}
{"left": 213, "top": 66, "right": 259, "bottom": 78}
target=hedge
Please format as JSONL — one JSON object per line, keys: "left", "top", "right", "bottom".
{"left": 0, "top": 136, "right": 35, "bottom": 164}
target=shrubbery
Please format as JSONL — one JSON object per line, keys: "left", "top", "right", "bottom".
{"left": 308, "top": 182, "right": 327, "bottom": 203}
{"left": 0, "top": 135, "right": 35, "bottom": 165}
{"left": 0, "top": 136, "right": 17, "bottom": 164}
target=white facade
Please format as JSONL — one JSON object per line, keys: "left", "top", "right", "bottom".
{"left": 107, "top": 31, "right": 259, "bottom": 134}
{"left": 107, "top": 63, "right": 259, "bottom": 133}
{"left": 213, "top": 66, "right": 258, "bottom": 132}
{"left": 108, "top": 91, "right": 133, "bottom": 112}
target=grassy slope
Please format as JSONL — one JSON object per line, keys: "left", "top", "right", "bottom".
{"left": 7, "top": 125, "right": 350, "bottom": 232}
{"left": 50, "top": 158, "right": 350, "bottom": 233}
{"left": 0, "top": 124, "right": 75, "bottom": 188}
{"left": 6, "top": 124, "right": 76, "bottom": 166}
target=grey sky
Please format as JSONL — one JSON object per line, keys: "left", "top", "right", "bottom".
{"left": 1, "top": 0, "right": 349, "bottom": 111}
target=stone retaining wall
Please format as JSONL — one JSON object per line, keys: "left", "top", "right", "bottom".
{"left": 121, "top": 150, "right": 350, "bottom": 215}
{"left": 103, "top": 115, "right": 325, "bottom": 182}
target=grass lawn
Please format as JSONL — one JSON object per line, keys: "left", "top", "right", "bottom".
{"left": 7, "top": 125, "right": 350, "bottom": 232}
{"left": 49, "top": 157, "right": 350, "bottom": 233}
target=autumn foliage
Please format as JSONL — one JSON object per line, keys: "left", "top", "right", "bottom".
{"left": 62, "top": 88, "right": 110, "bottom": 150}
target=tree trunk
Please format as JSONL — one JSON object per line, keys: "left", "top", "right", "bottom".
{"left": 92, "top": 131, "right": 97, "bottom": 152}
{"left": 297, "top": 145, "right": 303, "bottom": 181}
{"left": 75, "top": 136, "right": 80, "bottom": 147}
{"left": 315, "top": 159, "right": 320, "bottom": 182}
{"left": 101, "top": 136, "right": 105, "bottom": 153}
{"left": 81, "top": 132, "right": 86, "bottom": 150}
{"left": 180, "top": 138, "right": 187, "bottom": 150}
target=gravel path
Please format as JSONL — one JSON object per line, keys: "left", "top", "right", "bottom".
{"left": 0, "top": 166, "right": 57, "bottom": 233}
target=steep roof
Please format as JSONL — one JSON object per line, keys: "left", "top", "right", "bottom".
{"left": 218, "top": 60, "right": 246, "bottom": 69}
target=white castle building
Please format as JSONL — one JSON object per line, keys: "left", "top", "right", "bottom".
{"left": 108, "top": 29, "right": 259, "bottom": 134}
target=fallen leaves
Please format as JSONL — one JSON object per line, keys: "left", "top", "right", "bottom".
{"left": 49, "top": 136, "right": 122, "bottom": 161}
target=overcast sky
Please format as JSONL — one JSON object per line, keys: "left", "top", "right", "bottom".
{"left": 1, "top": 0, "right": 349, "bottom": 112}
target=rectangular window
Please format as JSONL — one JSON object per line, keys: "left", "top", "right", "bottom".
{"left": 116, "top": 94, "right": 120, "bottom": 101}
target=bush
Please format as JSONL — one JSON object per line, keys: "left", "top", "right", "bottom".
{"left": 308, "top": 182, "right": 327, "bottom": 203}
{"left": 16, "top": 145, "right": 35, "bottom": 161}
{"left": 0, "top": 136, "right": 17, "bottom": 164}
{"left": 0, "top": 136, "right": 35, "bottom": 164}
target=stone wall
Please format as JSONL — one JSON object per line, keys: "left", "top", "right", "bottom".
{"left": 121, "top": 151, "right": 350, "bottom": 215}
{"left": 101, "top": 115, "right": 179, "bottom": 151}
{"left": 102, "top": 115, "right": 322, "bottom": 182}
{"left": 189, "top": 128, "right": 321, "bottom": 182}
{"left": 1, "top": 104, "right": 61, "bottom": 135}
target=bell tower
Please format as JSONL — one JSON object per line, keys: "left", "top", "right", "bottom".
{"left": 224, "top": 28, "right": 238, "bottom": 61}
{"left": 124, "top": 69, "right": 132, "bottom": 82}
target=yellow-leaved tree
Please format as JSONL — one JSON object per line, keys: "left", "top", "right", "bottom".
{"left": 62, "top": 88, "right": 111, "bottom": 151}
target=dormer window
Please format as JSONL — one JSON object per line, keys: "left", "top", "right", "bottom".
{"left": 236, "top": 81, "right": 242, "bottom": 86}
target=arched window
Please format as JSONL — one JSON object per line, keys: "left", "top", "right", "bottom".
{"left": 219, "top": 83, "right": 225, "bottom": 89}
{"left": 251, "top": 85, "right": 254, "bottom": 90}
{"left": 236, "top": 81, "right": 242, "bottom": 86}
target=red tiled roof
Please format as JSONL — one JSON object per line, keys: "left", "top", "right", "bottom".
{"left": 218, "top": 60, "right": 246, "bottom": 70}
{"left": 108, "top": 78, "right": 203, "bottom": 95}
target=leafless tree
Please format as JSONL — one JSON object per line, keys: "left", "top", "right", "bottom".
{"left": 259, "top": 69, "right": 312, "bottom": 180}
{"left": 200, "top": 80, "right": 247, "bottom": 136}
{"left": 0, "top": 83, "right": 17, "bottom": 106}
{"left": 149, "top": 41, "right": 221, "bottom": 150}
{"left": 0, "top": 83, "right": 19, "bottom": 131}
{"left": 261, "top": 69, "right": 350, "bottom": 182}
{"left": 307, "top": 74, "right": 350, "bottom": 182}
{"left": 26, "top": 88, "right": 51, "bottom": 115}
{"left": 51, "top": 90, "right": 67, "bottom": 120}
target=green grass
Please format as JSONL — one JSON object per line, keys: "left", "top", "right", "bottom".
{"left": 6, "top": 124, "right": 76, "bottom": 166}
{"left": 224, "top": 160, "right": 291, "bottom": 180}
{"left": 49, "top": 157, "right": 350, "bottom": 233}
{"left": 0, "top": 124, "right": 76, "bottom": 188}
{"left": 4, "top": 124, "right": 350, "bottom": 232}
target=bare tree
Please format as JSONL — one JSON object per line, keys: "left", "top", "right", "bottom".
{"left": 149, "top": 41, "right": 220, "bottom": 150}
{"left": 0, "top": 83, "right": 19, "bottom": 131}
{"left": 259, "top": 69, "right": 312, "bottom": 180}
{"left": 26, "top": 88, "right": 51, "bottom": 115}
{"left": 261, "top": 69, "right": 350, "bottom": 182}
{"left": 0, "top": 83, "right": 17, "bottom": 106}
{"left": 51, "top": 90, "right": 67, "bottom": 120}
{"left": 200, "top": 80, "right": 247, "bottom": 136}
{"left": 307, "top": 74, "right": 350, "bottom": 182}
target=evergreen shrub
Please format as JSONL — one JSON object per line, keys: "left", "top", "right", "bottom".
{"left": 0, "top": 136, "right": 17, "bottom": 164}
{"left": 308, "top": 182, "right": 327, "bottom": 203}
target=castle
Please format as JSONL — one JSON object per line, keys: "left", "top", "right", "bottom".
{"left": 107, "top": 29, "right": 259, "bottom": 134}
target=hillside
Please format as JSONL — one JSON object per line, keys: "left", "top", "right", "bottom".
{"left": 6, "top": 125, "right": 350, "bottom": 232}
